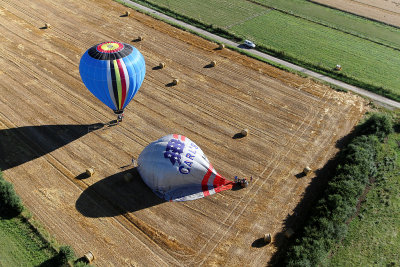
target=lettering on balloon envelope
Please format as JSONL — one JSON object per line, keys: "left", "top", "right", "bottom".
{"left": 138, "top": 134, "right": 234, "bottom": 201}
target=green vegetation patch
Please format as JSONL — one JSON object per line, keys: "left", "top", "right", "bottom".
{"left": 0, "top": 174, "right": 23, "bottom": 217}
{"left": 229, "top": 11, "right": 400, "bottom": 98}
{"left": 284, "top": 113, "right": 395, "bottom": 266}
{"left": 0, "top": 216, "right": 56, "bottom": 266}
{"left": 0, "top": 171, "right": 82, "bottom": 266}
{"left": 140, "top": 0, "right": 266, "bottom": 28}
{"left": 143, "top": 0, "right": 400, "bottom": 49}
{"left": 328, "top": 131, "right": 400, "bottom": 266}
{"left": 253, "top": 0, "right": 400, "bottom": 49}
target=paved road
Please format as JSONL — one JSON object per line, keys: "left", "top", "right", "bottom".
{"left": 122, "top": 0, "right": 400, "bottom": 109}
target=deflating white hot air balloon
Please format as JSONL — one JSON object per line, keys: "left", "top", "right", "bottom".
{"left": 137, "top": 134, "right": 234, "bottom": 201}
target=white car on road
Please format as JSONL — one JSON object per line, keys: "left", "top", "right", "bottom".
{"left": 243, "top": 40, "right": 256, "bottom": 48}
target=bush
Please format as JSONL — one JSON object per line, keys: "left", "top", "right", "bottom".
{"left": 357, "top": 113, "right": 393, "bottom": 141}
{"left": 285, "top": 115, "right": 392, "bottom": 266}
{"left": 58, "top": 245, "right": 75, "bottom": 265}
{"left": 0, "top": 171, "right": 23, "bottom": 217}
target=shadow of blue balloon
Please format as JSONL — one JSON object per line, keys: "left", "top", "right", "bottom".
{"left": 0, "top": 123, "right": 103, "bottom": 171}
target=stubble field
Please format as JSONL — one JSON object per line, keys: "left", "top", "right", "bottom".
{"left": 0, "top": 0, "right": 367, "bottom": 265}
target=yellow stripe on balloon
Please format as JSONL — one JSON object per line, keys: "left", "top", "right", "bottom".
{"left": 113, "top": 60, "right": 122, "bottom": 109}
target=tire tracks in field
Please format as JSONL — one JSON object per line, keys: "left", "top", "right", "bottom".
{"left": 2, "top": 7, "right": 335, "bottom": 262}
{"left": 0, "top": 4, "right": 191, "bottom": 262}
{"left": 142, "top": 36, "right": 321, "bottom": 146}
{"left": 1, "top": 1, "right": 367, "bottom": 265}
{"left": 0, "top": 111, "right": 187, "bottom": 266}
{"left": 0, "top": 3, "right": 253, "bottom": 262}
{"left": 190, "top": 84, "right": 334, "bottom": 266}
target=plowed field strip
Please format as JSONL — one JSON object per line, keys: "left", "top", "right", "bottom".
{"left": 350, "top": 0, "right": 400, "bottom": 15}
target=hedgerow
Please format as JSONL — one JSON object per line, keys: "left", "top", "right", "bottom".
{"left": 285, "top": 113, "right": 394, "bottom": 266}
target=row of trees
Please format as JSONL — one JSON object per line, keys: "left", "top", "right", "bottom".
{"left": 285, "top": 113, "right": 395, "bottom": 266}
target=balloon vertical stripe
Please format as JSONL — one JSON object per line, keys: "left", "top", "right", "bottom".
{"left": 109, "top": 60, "right": 120, "bottom": 110}
{"left": 106, "top": 61, "right": 118, "bottom": 110}
{"left": 109, "top": 59, "right": 130, "bottom": 110}
{"left": 117, "top": 59, "right": 128, "bottom": 109}
{"left": 113, "top": 60, "right": 123, "bottom": 109}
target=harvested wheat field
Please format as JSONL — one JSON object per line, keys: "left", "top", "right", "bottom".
{"left": 0, "top": 0, "right": 368, "bottom": 265}
{"left": 313, "top": 0, "right": 400, "bottom": 27}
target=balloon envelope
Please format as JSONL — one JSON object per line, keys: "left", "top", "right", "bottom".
{"left": 137, "top": 134, "right": 234, "bottom": 201}
{"left": 79, "top": 41, "right": 145, "bottom": 114}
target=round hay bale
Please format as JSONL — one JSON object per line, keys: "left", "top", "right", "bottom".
{"left": 44, "top": 23, "right": 51, "bottom": 29}
{"left": 172, "top": 78, "right": 179, "bottom": 85}
{"left": 83, "top": 251, "right": 94, "bottom": 263}
{"left": 138, "top": 36, "right": 144, "bottom": 41}
{"left": 210, "top": 60, "right": 217, "bottom": 67}
{"left": 303, "top": 166, "right": 312, "bottom": 175}
{"left": 284, "top": 228, "right": 294, "bottom": 238}
{"left": 125, "top": 11, "right": 131, "bottom": 16}
{"left": 159, "top": 62, "right": 166, "bottom": 69}
{"left": 263, "top": 233, "right": 272, "bottom": 244}
{"left": 85, "top": 168, "right": 95, "bottom": 177}
{"left": 218, "top": 43, "right": 225, "bottom": 50}
{"left": 241, "top": 129, "right": 249, "bottom": 137}
{"left": 124, "top": 173, "right": 133, "bottom": 182}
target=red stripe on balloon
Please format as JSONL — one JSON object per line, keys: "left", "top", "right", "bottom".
{"left": 213, "top": 173, "right": 234, "bottom": 193}
{"left": 181, "top": 135, "right": 186, "bottom": 141}
{"left": 213, "top": 173, "right": 224, "bottom": 191}
{"left": 202, "top": 164, "right": 213, "bottom": 197}
{"left": 173, "top": 134, "right": 179, "bottom": 139}
{"left": 117, "top": 59, "right": 127, "bottom": 109}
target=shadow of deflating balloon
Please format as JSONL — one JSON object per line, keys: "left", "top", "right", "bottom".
{"left": 0, "top": 123, "right": 104, "bottom": 171}
{"left": 75, "top": 168, "right": 165, "bottom": 218}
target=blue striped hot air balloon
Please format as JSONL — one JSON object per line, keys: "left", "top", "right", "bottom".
{"left": 79, "top": 41, "right": 145, "bottom": 115}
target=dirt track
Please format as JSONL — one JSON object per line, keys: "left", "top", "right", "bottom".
{"left": 313, "top": 0, "right": 400, "bottom": 27}
{"left": 0, "top": 0, "right": 367, "bottom": 266}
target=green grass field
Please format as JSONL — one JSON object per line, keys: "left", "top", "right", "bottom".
{"left": 132, "top": 0, "right": 400, "bottom": 100}
{"left": 327, "top": 132, "right": 400, "bottom": 266}
{"left": 145, "top": 0, "right": 266, "bottom": 27}
{"left": 0, "top": 216, "right": 56, "bottom": 266}
{"left": 252, "top": 0, "right": 400, "bottom": 49}
{"left": 229, "top": 11, "right": 400, "bottom": 97}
